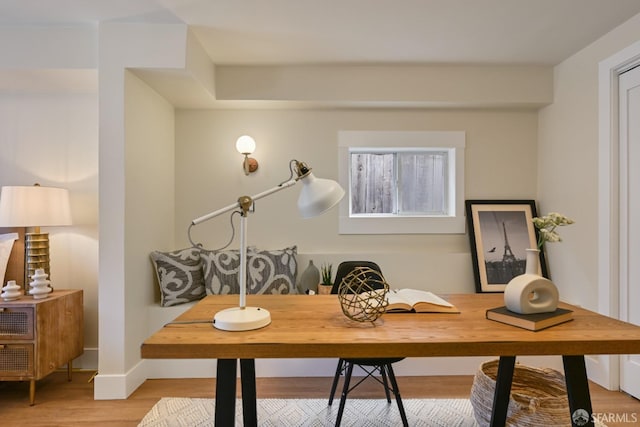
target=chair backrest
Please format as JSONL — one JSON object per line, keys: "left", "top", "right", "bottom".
{"left": 331, "top": 261, "right": 383, "bottom": 294}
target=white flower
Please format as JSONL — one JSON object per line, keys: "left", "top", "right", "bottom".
{"left": 533, "top": 212, "right": 574, "bottom": 249}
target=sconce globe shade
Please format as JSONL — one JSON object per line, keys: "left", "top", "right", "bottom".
{"left": 297, "top": 172, "right": 345, "bottom": 219}
{"left": 236, "top": 135, "right": 256, "bottom": 155}
{"left": 0, "top": 185, "right": 72, "bottom": 227}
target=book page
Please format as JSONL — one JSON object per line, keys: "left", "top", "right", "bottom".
{"left": 386, "top": 290, "right": 412, "bottom": 310}
{"left": 394, "top": 289, "right": 454, "bottom": 308}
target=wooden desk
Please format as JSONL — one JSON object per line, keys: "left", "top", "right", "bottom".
{"left": 141, "top": 294, "right": 640, "bottom": 427}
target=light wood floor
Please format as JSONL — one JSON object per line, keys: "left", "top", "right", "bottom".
{"left": 1, "top": 370, "right": 639, "bottom": 426}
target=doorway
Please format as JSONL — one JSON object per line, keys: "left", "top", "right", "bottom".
{"left": 599, "top": 40, "right": 640, "bottom": 399}
{"left": 618, "top": 65, "right": 640, "bottom": 399}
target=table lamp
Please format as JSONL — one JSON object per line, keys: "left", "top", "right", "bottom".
{"left": 190, "top": 159, "right": 345, "bottom": 331}
{"left": 0, "top": 184, "right": 72, "bottom": 285}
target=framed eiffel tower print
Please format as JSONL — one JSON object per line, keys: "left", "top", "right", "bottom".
{"left": 465, "top": 200, "right": 548, "bottom": 293}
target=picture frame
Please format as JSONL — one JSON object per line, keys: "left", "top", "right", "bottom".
{"left": 465, "top": 200, "right": 548, "bottom": 293}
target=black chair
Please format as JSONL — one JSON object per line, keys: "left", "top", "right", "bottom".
{"left": 328, "top": 261, "right": 408, "bottom": 427}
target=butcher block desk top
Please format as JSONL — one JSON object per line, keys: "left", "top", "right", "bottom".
{"left": 141, "top": 293, "right": 640, "bottom": 360}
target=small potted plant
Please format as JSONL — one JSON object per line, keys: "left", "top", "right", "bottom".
{"left": 318, "top": 263, "right": 333, "bottom": 295}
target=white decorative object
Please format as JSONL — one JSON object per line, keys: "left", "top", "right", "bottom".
{"left": 1, "top": 280, "right": 21, "bottom": 301}
{"left": 29, "top": 268, "right": 52, "bottom": 299}
{"left": 504, "top": 249, "right": 559, "bottom": 314}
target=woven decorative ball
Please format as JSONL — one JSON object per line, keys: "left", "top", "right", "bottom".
{"left": 337, "top": 266, "right": 389, "bottom": 323}
{"left": 470, "top": 359, "right": 571, "bottom": 427}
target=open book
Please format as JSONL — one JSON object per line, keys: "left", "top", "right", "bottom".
{"left": 386, "top": 289, "right": 459, "bottom": 313}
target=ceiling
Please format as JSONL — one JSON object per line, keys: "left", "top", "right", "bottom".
{"left": 2, "top": 0, "right": 640, "bottom": 66}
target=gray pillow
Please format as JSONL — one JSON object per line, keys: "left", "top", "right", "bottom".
{"left": 247, "top": 246, "right": 298, "bottom": 295}
{"left": 150, "top": 247, "right": 205, "bottom": 307}
{"left": 200, "top": 248, "right": 242, "bottom": 295}
{"left": 202, "top": 246, "right": 298, "bottom": 295}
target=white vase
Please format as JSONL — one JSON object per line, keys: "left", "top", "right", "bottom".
{"left": 29, "top": 268, "right": 52, "bottom": 299}
{"left": 1, "top": 280, "right": 22, "bottom": 301}
{"left": 524, "top": 247, "right": 540, "bottom": 275}
{"left": 504, "top": 249, "right": 559, "bottom": 314}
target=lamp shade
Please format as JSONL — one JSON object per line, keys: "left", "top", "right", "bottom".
{"left": 297, "top": 172, "right": 345, "bottom": 218}
{"left": 0, "top": 185, "right": 72, "bottom": 227}
{"left": 235, "top": 135, "right": 256, "bottom": 155}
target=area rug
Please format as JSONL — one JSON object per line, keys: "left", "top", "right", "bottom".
{"left": 138, "top": 397, "right": 481, "bottom": 426}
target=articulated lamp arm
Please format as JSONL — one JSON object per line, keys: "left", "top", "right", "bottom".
{"left": 187, "top": 160, "right": 344, "bottom": 331}
{"left": 191, "top": 178, "right": 297, "bottom": 226}
{"left": 191, "top": 160, "right": 315, "bottom": 225}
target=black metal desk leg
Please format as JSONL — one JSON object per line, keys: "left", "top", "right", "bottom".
{"left": 215, "top": 359, "right": 237, "bottom": 426}
{"left": 490, "top": 356, "right": 516, "bottom": 427}
{"left": 563, "top": 355, "right": 594, "bottom": 427}
{"left": 240, "top": 359, "right": 258, "bottom": 427}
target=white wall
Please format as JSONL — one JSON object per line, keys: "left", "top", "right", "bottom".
{"left": 0, "top": 26, "right": 96, "bottom": 69}
{"left": 124, "top": 71, "right": 176, "bottom": 369}
{"left": 538, "top": 13, "right": 640, "bottom": 310}
{"left": 175, "top": 108, "right": 539, "bottom": 271}
{"left": 536, "top": 11, "right": 640, "bottom": 391}
{"left": 95, "top": 22, "right": 209, "bottom": 399}
{"left": 0, "top": 91, "right": 99, "bottom": 368}
{"left": 215, "top": 64, "right": 552, "bottom": 107}
{"left": 0, "top": 25, "right": 99, "bottom": 369}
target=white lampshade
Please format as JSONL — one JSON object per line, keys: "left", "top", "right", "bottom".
{"left": 235, "top": 135, "right": 256, "bottom": 155}
{"left": 297, "top": 172, "right": 345, "bottom": 219}
{"left": 0, "top": 185, "right": 72, "bottom": 227}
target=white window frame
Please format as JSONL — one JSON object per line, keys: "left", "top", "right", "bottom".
{"left": 338, "top": 130, "right": 466, "bottom": 234}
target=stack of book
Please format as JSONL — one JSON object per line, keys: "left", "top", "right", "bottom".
{"left": 486, "top": 306, "right": 573, "bottom": 331}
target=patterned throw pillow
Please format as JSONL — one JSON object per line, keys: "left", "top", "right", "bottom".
{"left": 200, "top": 248, "right": 242, "bottom": 295}
{"left": 247, "top": 246, "right": 298, "bottom": 295}
{"left": 150, "top": 247, "right": 205, "bottom": 307}
{"left": 202, "top": 246, "right": 298, "bottom": 295}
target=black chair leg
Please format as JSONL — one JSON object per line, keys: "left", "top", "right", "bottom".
{"left": 385, "top": 363, "right": 408, "bottom": 427}
{"left": 328, "top": 358, "right": 344, "bottom": 406}
{"left": 380, "top": 364, "right": 392, "bottom": 403}
{"left": 335, "top": 361, "right": 354, "bottom": 427}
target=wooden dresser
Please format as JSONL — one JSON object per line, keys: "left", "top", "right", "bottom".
{"left": 0, "top": 289, "right": 83, "bottom": 404}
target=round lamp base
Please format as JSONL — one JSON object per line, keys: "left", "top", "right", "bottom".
{"left": 213, "top": 306, "right": 271, "bottom": 331}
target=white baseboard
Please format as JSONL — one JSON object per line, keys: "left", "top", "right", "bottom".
{"left": 93, "top": 360, "right": 147, "bottom": 400}
{"left": 585, "top": 354, "right": 620, "bottom": 391}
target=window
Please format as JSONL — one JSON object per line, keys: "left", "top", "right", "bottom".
{"left": 338, "top": 131, "right": 465, "bottom": 234}
{"left": 350, "top": 150, "right": 448, "bottom": 215}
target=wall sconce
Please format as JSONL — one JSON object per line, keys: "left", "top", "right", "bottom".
{"left": 236, "top": 135, "right": 259, "bottom": 175}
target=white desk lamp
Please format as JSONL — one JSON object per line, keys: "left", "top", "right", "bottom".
{"left": 190, "top": 160, "right": 345, "bottom": 331}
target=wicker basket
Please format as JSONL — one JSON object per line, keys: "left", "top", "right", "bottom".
{"left": 470, "top": 359, "right": 571, "bottom": 427}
